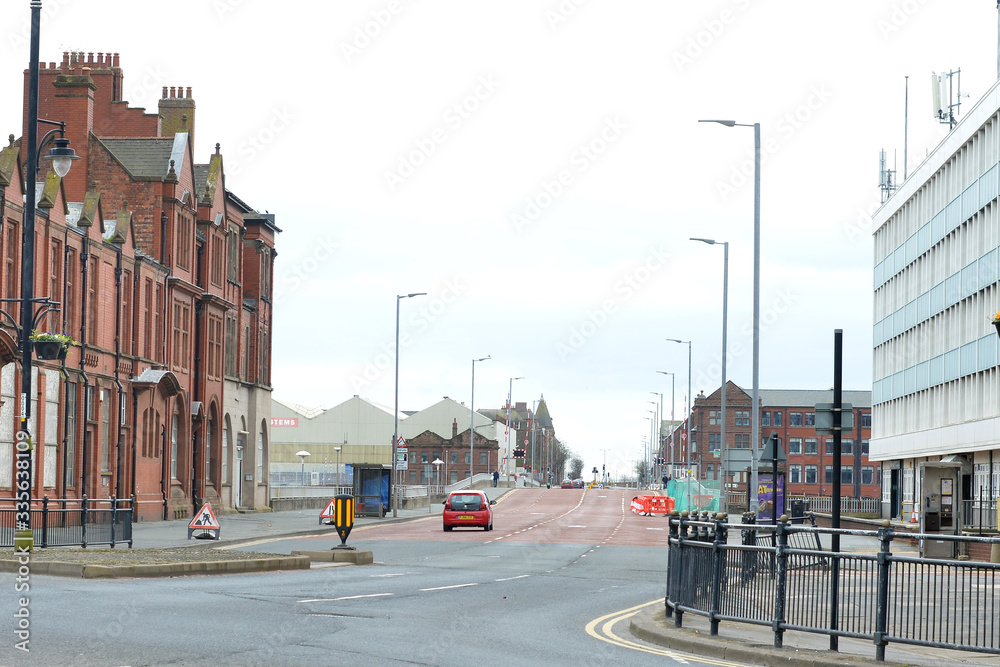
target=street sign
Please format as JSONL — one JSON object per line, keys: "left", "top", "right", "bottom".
{"left": 395, "top": 450, "right": 408, "bottom": 471}
{"left": 814, "top": 403, "right": 854, "bottom": 433}
{"left": 188, "top": 503, "right": 221, "bottom": 540}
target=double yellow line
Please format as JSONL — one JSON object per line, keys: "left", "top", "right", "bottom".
{"left": 585, "top": 600, "right": 743, "bottom": 666}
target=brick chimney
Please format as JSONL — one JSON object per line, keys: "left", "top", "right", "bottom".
{"left": 452, "top": 419, "right": 458, "bottom": 438}
{"left": 158, "top": 85, "right": 196, "bottom": 148}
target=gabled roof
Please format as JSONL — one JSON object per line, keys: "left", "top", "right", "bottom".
{"left": 758, "top": 389, "right": 872, "bottom": 409}
{"left": 97, "top": 137, "right": 175, "bottom": 180}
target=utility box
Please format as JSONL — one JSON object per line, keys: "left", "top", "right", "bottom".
{"left": 918, "top": 461, "right": 961, "bottom": 559}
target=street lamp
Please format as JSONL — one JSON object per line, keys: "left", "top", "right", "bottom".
{"left": 657, "top": 371, "right": 675, "bottom": 478}
{"left": 470, "top": 355, "right": 491, "bottom": 483}
{"left": 334, "top": 446, "right": 342, "bottom": 490}
{"left": 691, "top": 237, "right": 729, "bottom": 514}
{"left": 14, "top": 0, "right": 80, "bottom": 552}
{"left": 700, "top": 118, "right": 761, "bottom": 516}
{"left": 393, "top": 292, "right": 425, "bottom": 518}
{"left": 667, "top": 339, "right": 692, "bottom": 511}
{"left": 650, "top": 391, "right": 663, "bottom": 484}
{"left": 507, "top": 376, "right": 523, "bottom": 487}
{"left": 296, "top": 451, "right": 311, "bottom": 486}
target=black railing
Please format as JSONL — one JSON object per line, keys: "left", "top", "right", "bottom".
{"left": 0, "top": 496, "right": 133, "bottom": 549}
{"left": 666, "top": 512, "right": 1000, "bottom": 661}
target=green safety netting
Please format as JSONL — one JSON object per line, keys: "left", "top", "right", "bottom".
{"left": 667, "top": 478, "right": 719, "bottom": 513}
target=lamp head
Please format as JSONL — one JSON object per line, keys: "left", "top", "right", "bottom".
{"left": 699, "top": 119, "right": 737, "bottom": 127}
{"left": 690, "top": 237, "right": 716, "bottom": 245}
{"left": 46, "top": 136, "right": 78, "bottom": 177}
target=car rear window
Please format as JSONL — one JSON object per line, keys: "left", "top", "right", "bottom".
{"left": 449, "top": 494, "right": 483, "bottom": 510}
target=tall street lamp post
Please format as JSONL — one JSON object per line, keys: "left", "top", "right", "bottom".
{"left": 334, "top": 446, "right": 342, "bottom": 489}
{"left": 651, "top": 391, "right": 662, "bottom": 483}
{"left": 667, "top": 339, "right": 692, "bottom": 510}
{"left": 393, "top": 292, "right": 425, "bottom": 517}
{"left": 470, "top": 356, "right": 491, "bottom": 483}
{"left": 15, "top": 0, "right": 80, "bottom": 552}
{"left": 657, "top": 371, "right": 675, "bottom": 477}
{"left": 700, "top": 118, "right": 761, "bottom": 516}
{"left": 691, "top": 237, "right": 729, "bottom": 514}
{"left": 506, "top": 376, "right": 523, "bottom": 487}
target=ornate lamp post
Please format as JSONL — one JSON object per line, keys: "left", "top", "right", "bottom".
{"left": 14, "top": 0, "right": 79, "bottom": 552}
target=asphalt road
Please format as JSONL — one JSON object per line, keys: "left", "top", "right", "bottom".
{"left": 3, "top": 488, "right": 751, "bottom": 666}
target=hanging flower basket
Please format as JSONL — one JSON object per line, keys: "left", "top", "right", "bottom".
{"left": 29, "top": 332, "right": 74, "bottom": 361}
{"left": 993, "top": 311, "right": 1000, "bottom": 338}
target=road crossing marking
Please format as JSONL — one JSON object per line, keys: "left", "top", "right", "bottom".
{"left": 420, "top": 583, "right": 478, "bottom": 592}
{"left": 495, "top": 575, "right": 530, "bottom": 582}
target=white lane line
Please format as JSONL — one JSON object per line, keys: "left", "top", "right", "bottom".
{"left": 299, "top": 593, "right": 393, "bottom": 602}
{"left": 495, "top": 575, "right": 530, "bottom": 582}
{"left": 420, "top": 583, "right": 479, "bottom": 592}
{"left": 370, "top": 572, "right": 410, "bottom": 578}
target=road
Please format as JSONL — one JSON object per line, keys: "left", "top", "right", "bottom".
{"left": 4, "top": 488, "right": 750, "bottom": 666}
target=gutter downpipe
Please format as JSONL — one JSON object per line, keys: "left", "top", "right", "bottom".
{"left": 78, "top": 239, "right": 91, "bottom": 498}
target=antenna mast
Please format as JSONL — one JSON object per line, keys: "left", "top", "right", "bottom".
{"left": 879, "top": 149, "right": 897, "bottom": 204}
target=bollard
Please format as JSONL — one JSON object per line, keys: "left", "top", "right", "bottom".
{"left": 332, "top": 494, "right": 356, "bottom": 550}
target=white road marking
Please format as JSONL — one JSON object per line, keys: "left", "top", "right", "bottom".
{"left": 370, "top": 572, "right": 410, "bottom": 578}
{"left": 568, "top": 525, "right": 587, "bottom": 528}
{"left": 420, "top": 583, "right": 478, "bottom": 592}
{"left": 299, "top": 593, "right": 393, "bottom": 602}
{"left": 495, "top": 574, "right": 530, "bottom": 582}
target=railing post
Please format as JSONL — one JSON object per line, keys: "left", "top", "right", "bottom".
{"left": 81, "top": 494, "right": 88, "bottom": 549}
{"left": 773, "top": 514, "right": 789, "bottom": 648}
{"left": 110, "top": 495, "right": 117, "bottom": 549}
{"left": 709, "top": 513, "right": 728, "bottom": 636}
{"left": 874, "top": 520, "right": 893, "bottom": 662}
{"left": 129, "top": 494, "right": 135, "bottom": 549}
{"left": 666, "top": 510, "right": 680, "bottom": 619}
{"left": 40, "top": 495, "right": 49, "bottom": 549}
{"left": 675, "top": 511, "right": 690, "bottom": 627}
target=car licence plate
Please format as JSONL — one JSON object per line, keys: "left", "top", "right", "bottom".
{"left": 458, "top": 515, "right": 474, "bottom": 520}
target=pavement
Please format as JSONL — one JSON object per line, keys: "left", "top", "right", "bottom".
{"left": 18, "top": 490, "right": 1000, "bottom": 666}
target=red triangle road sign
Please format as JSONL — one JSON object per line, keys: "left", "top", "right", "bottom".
{"left": 189, "top": 503, "right": 221, "bottom": 530}
{"left": 320, "top": 498, "right": 337, "bottom": 518}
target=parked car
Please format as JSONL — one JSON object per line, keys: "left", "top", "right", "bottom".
{"left": 560, "top": 479, "right": 574, "bottom": 489}
{"left": 442, "top": 490, "right": 495, "bottom": 531}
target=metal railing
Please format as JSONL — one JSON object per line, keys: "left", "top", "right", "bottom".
{"left": 0, "top": 496, "right": 133, "bottom": 549}
{"left": 962, "top": 497, "right": 999, "bottom": 531}
{"left": 666, "top": 513, "right": 1000, "bottom": 661}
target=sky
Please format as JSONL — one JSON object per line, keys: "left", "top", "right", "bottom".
{"left": 0, "top": 1, "right": 997, "bottom": 480}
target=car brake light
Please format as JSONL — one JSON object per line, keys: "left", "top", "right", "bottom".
{"left": 444, "top": 504, "right": 451, "bottom": 510}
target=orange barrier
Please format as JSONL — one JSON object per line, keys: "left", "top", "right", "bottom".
{"left": 631, "top": 495, "right": 675, "bottom": 516}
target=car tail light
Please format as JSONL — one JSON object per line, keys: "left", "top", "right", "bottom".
{"left": 444, "top": 504, "right": 451, "bottom": 510}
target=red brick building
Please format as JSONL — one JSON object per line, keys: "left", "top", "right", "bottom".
{"left": 0, "top": 51, "right": 277, "bottom": 521}
{"left": 671, "top": 384, "right": 877, "bottom": 500}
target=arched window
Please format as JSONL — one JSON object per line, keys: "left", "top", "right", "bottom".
{"left": 222, "top": 414, "right": 231, "bottom": 485}
{"left": 206, "top": 406, "right": 216, "bottom": 483}
{"left": 171, "top": 410, "right": 179, "bottom": 479}
{"left": 256, "top": 422, "right": 266, "bottom": 484}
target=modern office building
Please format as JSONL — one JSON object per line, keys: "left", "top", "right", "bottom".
{"left": 871, "top": 78, "right": 1000, "bottom": 522}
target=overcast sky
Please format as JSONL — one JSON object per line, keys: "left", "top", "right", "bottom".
{"left": 1, "top": 1, "right": 996, "bottom": 479}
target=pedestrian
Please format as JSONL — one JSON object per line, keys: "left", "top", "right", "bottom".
{"left": 493, "top": 470, "right": 499, "bottom": 487}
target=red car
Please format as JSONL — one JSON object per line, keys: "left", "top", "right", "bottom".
{"left": 442, "top": 490, "right": 495, "bottom": 531}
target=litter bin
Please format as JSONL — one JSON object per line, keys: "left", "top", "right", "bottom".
{"left": 790, "top": 500, "right": 806, "bottom": 524}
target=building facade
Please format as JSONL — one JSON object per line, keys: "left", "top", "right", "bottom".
{"left": 871, "top": 78, "right": 1000, "bottom": 520}
{"left": 0, "top": 51, "right": 276, "bottom": 520}
{"left": 671, "top": 383, "right": 875, "bottom": 499}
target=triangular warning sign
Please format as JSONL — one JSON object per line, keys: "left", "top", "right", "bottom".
{"left": 189, "top": 503, "right": 220, "bottom": 530}
{"left": 319, "top": 498, "right": 337, "bottom": 518}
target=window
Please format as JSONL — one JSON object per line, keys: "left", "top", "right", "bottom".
{"left": 862, "top": 439, "right": 870, "bottom": 455}
{"left": 243, "top": 324, "right": 250, "bottom": 379}
{"left": 222, "top": 422, "right": 229, "bottom": 485}
{"left": 121, "top": 269, "right": 132, "bottom": 356}
{"left": 861, "top": 413, "right": 871, "bottom": 428}
{"left": 88, "top": 260, "right": 98, "bottom": 343}
{"left": 761, "top": 411, "right": 770, "bottom": 427}
{"left": 171, "top": 413, "right": 179, "bottom": 479}
{"left": 177, "top": 214, "right": 190, "bottom": 269}
{"left": 65, "top": 382, "right": 76, "bottom": 487}
{"left": 804, "top": 438, "right": 818, "bottom": 455}
{"left": 804, "top": 412, "right": 815, "bottom": 427}
{"left": 172, "top": 300, "right": 191, "bottom": 372}
{"left": 862, "top": 466, "right": 875, "bottom": 485}
{"left": 65, "top": 250, "right": 76, "bottom": 336}
{"left": 259, "top": 330, "right": 269, "bottom": 384}
{"left": 48, "top": 239, "right": 61, "bottom": 330}
{"left": 464, "top": 452, "right": 471, "bottom": 465}
{"left": 4, "top": 222, "right": 18, "bottom": 299}
{"left": 788, "top": 438, "right": 802, "bottom": 455}
{"left": 705, "top": 464, "right": 714, "bottom": 479}
{"left": 842, "top": 439, "right": 854, "bottom": 455}
{"left": 805, "top": 465, "right": 817, "bottom": 484}
{"left": 226, "top": 225, "right": 240, "bottom": 282}
{"left": 735, "top": 411, "right": 749, "bottom": 426}
{"left": 824, "top": 465, "right": 833, "bottom": 484}
{"left": 825, "top": 438, "right": 833, "bottom": 455}
{"left": 841, "top": 466, "right": 854, "bottom": 484}
{"left": 450, "top": 452, "right": 458, "bottom": 464}
{"left": 709, "top": 432, "right": 721, "bottom": 452}
{"left": 207, "top": 315, "right": 223, "bottom": 380}
{"left": 143, "top": 278, "right": 153, "bottom": 359}
{"left": 225, "top": 315, "right": 238, "bottom": 377}
{"left": 257, "top": 431, "right": 264, "bottom": 483}
{"left": 205, "top": 417, "right": 213, "bottom": 482}
{"left": 773, "top": 412, "right": 782, "bottom": 427}
{"left": 211, "top": 233, "right": 224, "bottom": 286}
{"left": 789, "top": 465, "right": 802, "bottom": 484}
{"left": 261, "top": 248, "right": 272, "bottom": 300}
{"left": 421, "top": 451, "right": 428, "bottom": 464}
{"left": 733, "top": 433, "right": 750, "bottom": 449}
{"left": 155, "top": 285, "right": 164, "bottom": 362}
{"left": 709, "top": 410, "right": 719, "bottom": 425}
{"left": 479, "top": 452, "right": 487, "bottom": 466}
{"left": 789, "top": 412, "right": 803, "bottom": 427}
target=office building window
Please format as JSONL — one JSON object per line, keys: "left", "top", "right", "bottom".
{"left": 841, "top": 466, "right": 854, "bottom": 484}
{"left": 789, "top": 465, "right": 802, "bottom": 484}
{"left": 862, "top": 466, "right": 875, "bottom": 485}
{"left": 804, "top": 413, "right": 815, "bottom": 427}
{"left": 709, "top": 410, "right": 719, "bottom": 425}
{"left": 861, "top": 413, "right": 871, "bottom": 428}
{"left": 709, "top": 433, "right": 721, "bottom": 452}
{"left": 825, "top": 438, "right": 833, "bottom": 455}
{"left": 733, "top": 433, "right": 750, "bottom": 449}
{"left": 804, "top": 438, "right": 818, "bottom": 455}
{"left": 805, "top": 465, "right": 817, "bottom": 484}
{"left": 790, "top": 412, "right": 803, "bottom": 426}
{"left": 479, "top": 452, "right": 488, "bottom": 466}
{"left": 761, "top": 411, "right": 770, "bottom": 427}
{"left": 824, "top": 465, "right": 833, "bottom": 484}
{"left": 862, "top": 439, "right": 870, "bottom": 455}
{"left": 421, "top": 451, "right": 428, "bottom": 464}
{"left": 773, "top": 411, "right": 782, "bottom": 427}
{"left": 788, "top": 438, "right": 802, "bottom": 455}
{"left": 842, "top": 439, "right": 854, "bottom": 455}
{"left": 735, "top": 410, "right": 749, "bottom": 426}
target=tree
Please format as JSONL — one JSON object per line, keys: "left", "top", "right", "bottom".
{"left": 568, "top": 456, "right": 583, "bottom": 480}
{"left": 634, "top": 459, "right": 651, "bottom": 484}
